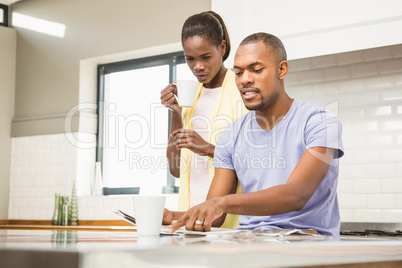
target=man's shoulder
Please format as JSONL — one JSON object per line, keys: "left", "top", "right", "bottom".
{"left": 216, "top": 111, "right": 253, "bottom": 144}
{"left": 293, "top": 99, "right": 340, "bottom": 122}
{"left": 230, "top": 111, "right": 253, "bottom": 129}
{"left": 293, "top": 99, "right": 318, "bottom": 114}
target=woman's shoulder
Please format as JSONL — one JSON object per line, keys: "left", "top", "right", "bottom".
{"left": 224, "top": 68, "right": 235, "bottom": 82}
{"left": 223, "top": 69, "right": 242, "bottom": 95}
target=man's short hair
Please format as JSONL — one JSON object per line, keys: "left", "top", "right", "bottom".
{"left": 240, "top": 32, "right": 287, "bottom": 62}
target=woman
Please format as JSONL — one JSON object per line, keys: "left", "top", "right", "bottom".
{"left": 160, "top": 11, "right": 247, "bottom": 228}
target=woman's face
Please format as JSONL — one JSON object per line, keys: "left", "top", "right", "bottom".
{"left": 182, "top": 36, "right": 225, "bottom": 88}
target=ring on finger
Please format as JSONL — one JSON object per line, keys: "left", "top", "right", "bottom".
{"left": 177, "top": 138, "right": 181, "bottom": 144}
{"left": 195, "top": 220, "right": 203, "bottom": 225}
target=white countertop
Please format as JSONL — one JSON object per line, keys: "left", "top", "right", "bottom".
{"left": 1, "top": 229, "right": 402, "bottom": 268}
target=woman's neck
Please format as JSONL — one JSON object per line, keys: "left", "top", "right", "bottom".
{"left": 203, "top": 66, "right": 227, "bottom": 89}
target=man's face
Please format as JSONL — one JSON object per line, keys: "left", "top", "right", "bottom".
{"left": 233, "top": 41, "right": 283, "bottom": 111}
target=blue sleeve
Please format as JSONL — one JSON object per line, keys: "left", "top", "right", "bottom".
{"left": 212, "top": 125, "right": 235, "bottom": 170}
{"left": 304, "top": 110, "right": 344, "bottom": 159}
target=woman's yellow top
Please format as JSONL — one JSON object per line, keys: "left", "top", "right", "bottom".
{"left": 179, "top": 69, "right": 248, "bottom": 228}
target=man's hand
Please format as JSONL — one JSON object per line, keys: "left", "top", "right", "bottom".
{"left": 163, "top": 208, "right": 186, "bottom": 226}
{"left": 162, "top": 208, "right": 174, "bottom": 225}
{"left": 167, "top": 197, "right": 226, "bottom": 233}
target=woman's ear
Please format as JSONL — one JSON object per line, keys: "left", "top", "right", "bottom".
{"left": 219, "top": 40, "right": 227, "bottom": 56}
{"left": 278, "top": 61, "right": 289, "bottom": 79}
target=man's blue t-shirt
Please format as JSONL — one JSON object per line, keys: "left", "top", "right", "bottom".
{"left": 212, "top": 99, "right": 344, "bottom": 237}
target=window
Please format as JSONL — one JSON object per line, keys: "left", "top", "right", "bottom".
{"left": 97, "top": 52, "right": 194, "bottom": 195}
{"left": 0, "top": 4, "right": 8, "bottom": 27}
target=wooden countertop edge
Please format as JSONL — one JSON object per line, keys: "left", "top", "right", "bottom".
{"left": 0, "top": 225, "right": 137, "bottom": 232}
{"left": 0, "top": 219, "right": 137, "bottom": 232}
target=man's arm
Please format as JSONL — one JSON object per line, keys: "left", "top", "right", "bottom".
{"left": 168, "top": 168, "right": 238, "bottom": 232}
{"left": 206, "top": 168, "right": 239, "bottom": 227}
{"left": 220, "top": 147, "right": 335, "bottom": 216}
{"left": 168, "top": 147, "right": 335, "bottom": 233}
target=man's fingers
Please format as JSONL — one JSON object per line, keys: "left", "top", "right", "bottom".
{"left": 201, "top": 217, "right": 213, "bottom": 232}
{"left": 167, "top": 216, "right": 187, "bottom": 233}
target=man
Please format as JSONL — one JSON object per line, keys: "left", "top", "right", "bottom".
{"left": 164, "top": 32, "right": 344, "bottom": 238}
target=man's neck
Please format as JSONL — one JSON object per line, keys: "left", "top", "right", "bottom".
{"left": 255, "top": 94, "right": 293, "bottom": 132}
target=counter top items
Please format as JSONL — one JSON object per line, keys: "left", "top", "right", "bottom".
{"left": 112, "top": 209, "right": 136, "bottom": 225}
{"left": 111, "top": 209, "right": 322, "bottom": 238}
{"left": 51, "top": 194, "right": 69, "bottom": 226}
{"left": 69, "top": 180, "right": 78, "bottom": 226}
{"left": 132, "top": 195, "right": 166, "bottom": 236}
{"left": 92, "top": 162, "right": 103, "bottom": 196}
{"left": 52, "top": 180, "right": 79, "bottom": 226}
{"left": 51, "top": 193, "right": 60, "bottom": 226}
{"left": 340, "top": 222, "right": 402, "bottom": 240}
{"left": 61, "top": 196, "right": 69, "bottom": 226}
{"left": 111, "top": 208, "right": 235, "bottom": 236}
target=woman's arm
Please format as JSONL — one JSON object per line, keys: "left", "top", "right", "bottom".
{"left": 166, "top": 109, "right": 183, "bottom": 177}
{"left": 161, "top": 83, "right": 182, "bottom": 177}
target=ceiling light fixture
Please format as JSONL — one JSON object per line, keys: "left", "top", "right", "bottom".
{"left": 12, "top": 12, "right": 66, "bottom": 38}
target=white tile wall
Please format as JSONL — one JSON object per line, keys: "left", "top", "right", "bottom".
{"left": 286, "top": 43, "right": 402, "bottom": 223}
{"left": 9, "top": 134, "right": 77, "bottom": 219}
{"left": 8, "top": 133, "right": 179, "bottom": 220}
{"left": 7, "top": 43, "right": 402, "bottom": 223}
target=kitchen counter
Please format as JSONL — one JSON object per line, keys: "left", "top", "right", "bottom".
{"left": 1, "top": 228, "right": 402, "bottom": 268}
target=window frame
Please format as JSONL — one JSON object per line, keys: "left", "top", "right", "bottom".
{"left": 96, "top": 51, "right": 185, "bottom": 195}
{"left": 0, "top": 4, "right": 8, "bottom": 27}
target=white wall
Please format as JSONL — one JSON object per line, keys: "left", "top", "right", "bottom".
{"left": 9, "top": 44, "right": 402, "bottom": 222}
{"left": 2, "top": 0, "right": 211, "bottom": 220}
{"left": 10, "top": 0, "right": 211, "bottom": 137}
{"left": 0, "top": 26, "right": 16, "bottom": 219}
{"left": 8, "top": 133, "right": 178, "bottom": 220}
{"left": 4, "top": 0, "right": 402, "bottom": 222}
{"left": 210, "top": 0, "right": 402, "bottom": 221}
{"left": 214, "top": 0, "right": 402, "bottom": 66}
{"left": 285, "top": 45, "right": 402, "bottom": 222}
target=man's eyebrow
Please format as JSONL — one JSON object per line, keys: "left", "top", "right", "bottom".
{"left": 233, "top": 62, "right": 262, "bottom": 69}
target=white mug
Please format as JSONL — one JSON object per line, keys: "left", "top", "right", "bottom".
{"left": 174, "top": 79, "right": 199, "bottom": 108}
{"left": 133, "top": 195, "right": 166, "bottom": 236}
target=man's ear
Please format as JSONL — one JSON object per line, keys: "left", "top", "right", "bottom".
{"left": 278, "top": 61, "right": 289, "bottom": 79}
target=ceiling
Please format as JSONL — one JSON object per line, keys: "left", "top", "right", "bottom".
{"left": 0, "top": 0, "right": 22, "bottom": 5}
